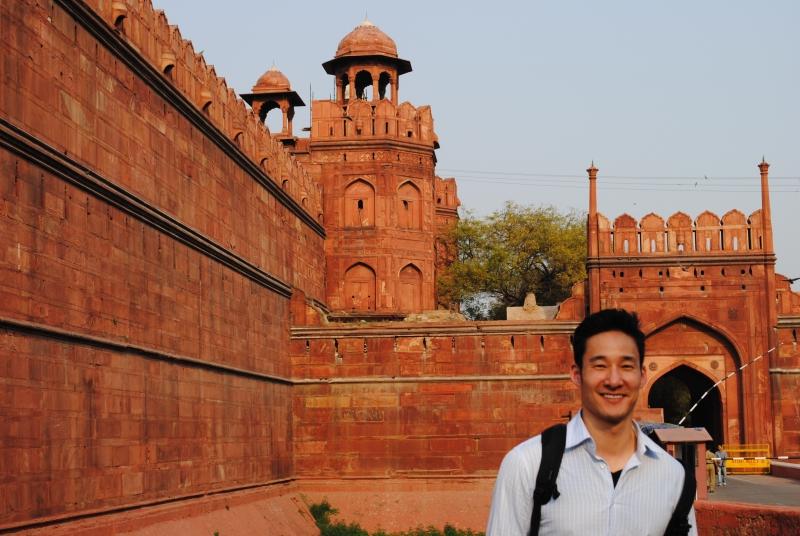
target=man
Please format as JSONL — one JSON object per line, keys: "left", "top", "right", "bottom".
{"left": 705, "top": 447, "right": 717, "bottom": 493}
{"left": 486, "top": 309, "right": 697, "bottom": 535}
{"left": 715, "top": 444, "right": 728, "bottom": 486}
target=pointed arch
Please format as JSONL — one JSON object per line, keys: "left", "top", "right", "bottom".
{"left": 398, "top": 181, "right": 422, "bottom": 229}
{"left": 344, "top": 179, "right": 375, "bottom": 227}
{"left": 398, "top": 263, "right": 423, "bottom": 312}
{"left": 344, "top": 263, "right": 376, "bottom": 311}
{"left": 643, "top": 313, "right": 745, "bottom": 444}
{"left": 643, "top": 313, "right": 745, "bottom": 363}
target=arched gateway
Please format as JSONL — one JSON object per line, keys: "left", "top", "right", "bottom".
{"left": 648, "top": 365, "right": 723, "bottom": 445}
{"left": 644, "top": 316, "right": 743, "bottom": 446}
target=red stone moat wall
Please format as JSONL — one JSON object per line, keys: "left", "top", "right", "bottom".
{"left": 0, "top": 0, "right": 323, "bottom": 527}
{"left": 290, "top": 325, "right": 581, "bottom": 477}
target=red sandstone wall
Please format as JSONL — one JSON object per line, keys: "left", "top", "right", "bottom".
{"left": 0, "top": 0, "right": 324, "bottom": 528}
{"left": 291, "top": 325, "right": 579, "bottom": 476}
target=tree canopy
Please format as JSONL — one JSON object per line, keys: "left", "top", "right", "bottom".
{"left": 438, "top": 203, "right": 586, "bottom": 320}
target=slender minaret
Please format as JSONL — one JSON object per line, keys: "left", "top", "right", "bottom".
{"left": 587, "top": 162, "right": 601, "bottom": 313}
{"left": 759, "top": 158, "right": 774, "bottom": 253}
{"left": 759, "top": 158, "right": 778, "bottom": 451}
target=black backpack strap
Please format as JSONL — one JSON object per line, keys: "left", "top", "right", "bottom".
{"left": 663, "top": 459, "right": 696, "bottom": 536}
{"left": 528, "top": 424, "right": 567, "bottom": 536}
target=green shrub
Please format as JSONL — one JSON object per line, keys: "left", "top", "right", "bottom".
{"left": 308, "top": 501, "right": 484, "bottom": 536}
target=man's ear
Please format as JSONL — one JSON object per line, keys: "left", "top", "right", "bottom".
{"left": 570, "top": 363, "right": 581, "bottom": 387}
{"left": 640, "top": 363, "right": 648, "bottom": 388}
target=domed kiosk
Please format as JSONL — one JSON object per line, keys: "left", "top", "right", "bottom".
{"left": 322, "top": 19, "right": 411, "bottom": 104}
{"left": 241, "top": 65, "right": 305, "bottom": 141}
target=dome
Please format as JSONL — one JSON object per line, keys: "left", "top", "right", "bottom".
{"left": 335, "top": 19, "right": 398, "bottom": 58}
{"left": 253, "top": 65, "right": 291, "bottom": 92}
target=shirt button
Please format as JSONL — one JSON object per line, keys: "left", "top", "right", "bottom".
{"left": 600, "top": 463, "right": 606, "bottom": 469}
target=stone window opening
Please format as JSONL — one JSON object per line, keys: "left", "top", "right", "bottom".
{"left": 733, "top": 236, "right": 739, "bottom": 251}
{"left": 357, "top": 199, "right": 364, "bottom": 210}
{"left": 258, "top": 100, "right": 283, "bottom": 134}
{"left": 540, "top": 336, "right": 545, "bottom": 352}
{"left": 510, "top": 336, "right": 515, "bottom": 349}
{"left": 113, "top": 14, "right": 126, "bottom": 32}
{"left": 678, "top": 243, "right": 685, "bottom": 252}
{"left": 650, "top": 239, "right": 656, "bottom": 252}
{"left": 793, "top": 329, "right": 797, "bottom": 343}
{"left": 385, "top": 122, "right": 389, "bottom": 134}
{"left": 341, "top": 74, "right": 350, "bottom": 101}
{"left": 378, "top": 72, "right": 392, "bottom": 100}
{"left": 355, "top": 70, "right": 373, "bottom": 100}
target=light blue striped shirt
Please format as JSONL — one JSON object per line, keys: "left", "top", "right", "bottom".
{"left": 487, "top": 412, "right": 697, "bottom": 535}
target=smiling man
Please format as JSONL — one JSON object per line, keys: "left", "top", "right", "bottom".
{"left": 486, "top": 309, "right": 697, "bottom": 536}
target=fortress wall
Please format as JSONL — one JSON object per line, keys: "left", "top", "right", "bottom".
{"left": 0, "top": 0, "right": 325, "bottom": 527}
{"left": 290, "top": 326, "right": 580, "bottom": 476}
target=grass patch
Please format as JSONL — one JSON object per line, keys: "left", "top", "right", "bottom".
{"left": 309, "top": 500, "right": 484, "bottom": 536}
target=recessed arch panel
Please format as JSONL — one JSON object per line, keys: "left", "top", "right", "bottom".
{"left": 344, "top": 179, "right": 375, "bottom": 227}
{"left": 343, "top": 263, "right": 376, "bottom": 311}
{"left": 398, "top": 263, "right": 423, "bottom": 312}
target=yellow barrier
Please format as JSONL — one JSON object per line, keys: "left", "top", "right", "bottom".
{"left": 722, "top": 443, "right": 771, "bottom": 474}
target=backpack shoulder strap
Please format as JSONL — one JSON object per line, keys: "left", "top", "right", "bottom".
{"left": 663, "top": 459, "right": 696, "bottom": 536}
{"left": 528, "top": 423, "right": 567, "bottom": 536}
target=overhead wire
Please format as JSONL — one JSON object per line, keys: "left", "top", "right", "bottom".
{"left": 436, "top": 167, "right": 800, "bottom": 193}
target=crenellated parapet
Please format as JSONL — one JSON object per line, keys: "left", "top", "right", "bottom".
{"left": 311, "top": 99, "right": 438, "bottom": 146}
{"left": 84, "top": 0, "right": 322, "bottom": 220}
{"left": 595, "top": 209, "right": 768, "bottom": 257}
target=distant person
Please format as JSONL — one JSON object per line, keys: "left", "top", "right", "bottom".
{"left": 715, "top": 445, "right": 728, "bottom": 486}
{"left": 705, "top": 447, "right": 717, "bottom": 493}
{"left": 487, "top": 309, "right": 697, "bottom": 535}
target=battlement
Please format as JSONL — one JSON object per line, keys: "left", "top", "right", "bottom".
{"left": 85, "top": 0, "right": 322, "bottom": 221}
{"left": 310, "top": 99, "right": 438, "bottom": 146}
{"left": 434, "top": 177, "right": 460, "bottom": 212}
{"left": 594, "top": 209, "right": 768, "bottom": 257}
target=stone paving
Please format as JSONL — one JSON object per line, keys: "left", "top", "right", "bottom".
{"left": 706, "top": 474, "right": 800, "bottom": 507}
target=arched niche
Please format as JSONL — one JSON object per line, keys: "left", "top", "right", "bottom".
{"left": 640, "top": 213, "right": 665, "bottom": 254}
{"left": 644, "top": 316, "right": 743, "bottom": 445}
{"left": 613, "top": 213, "right": 638, "bottom": 255}
{"left": 667, "top": 212, "right": 693, "bottom": 252}
{"left": 398, "top": 263, "right": 423, "bottom": 312}
{"left": 344, "top": 179, "right": 375, "bottom": 227}
{"left": 721, "top": 209, "right": 747, "bottom": 251}
{"left": 397, "top": 181, "right": 422, "bottom": 230}
{"left": 343, "top": 263, "right": 376, "bottom": 311}
{"left": 695, "top": 211, "right": 721, "bottom": 252}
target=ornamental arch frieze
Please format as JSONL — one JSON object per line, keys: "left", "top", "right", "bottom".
{"left": 642, "top": 314, "right": 745, "bottom": 445}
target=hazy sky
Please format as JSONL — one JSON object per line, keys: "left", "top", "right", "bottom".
{"left": 152, "top": 1, "right": 799, "bottom": 282}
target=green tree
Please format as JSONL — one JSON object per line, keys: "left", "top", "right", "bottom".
{"left": 438, "top": 203, "right": 586, "bottom": 320}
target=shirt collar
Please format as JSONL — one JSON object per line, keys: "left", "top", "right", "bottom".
{"left": 565, "top": 410, "right": 662, "bottom": 460}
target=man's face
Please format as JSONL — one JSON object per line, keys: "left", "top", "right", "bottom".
{"left": 571, "top": 330, "right": 646, "bottom": 426}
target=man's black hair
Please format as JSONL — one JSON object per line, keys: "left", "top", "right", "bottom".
{"left": 572, "top": 308, "right": 645, "bottom": 367}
